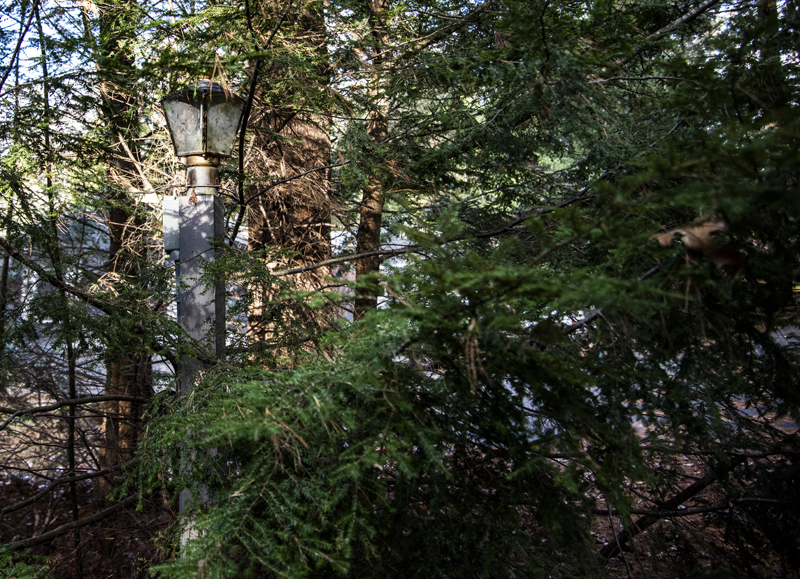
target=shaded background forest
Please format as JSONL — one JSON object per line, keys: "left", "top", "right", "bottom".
{"left": 1, "top": 0, "right": 799, "bottom": 577}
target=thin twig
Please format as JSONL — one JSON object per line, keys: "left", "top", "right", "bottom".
{"left": 608, "top": 503, "right": 635, "bottom": 579}
{"left": 0, "top": 0, "right": 39, "bottom": 95}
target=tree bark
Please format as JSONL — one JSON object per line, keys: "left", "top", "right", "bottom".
{"left": 354, "top": 0, "right": 390, "bottom": 319}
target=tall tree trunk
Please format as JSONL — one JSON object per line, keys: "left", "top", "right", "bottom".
{"left": 354, "top": 0, "right": 390, "bottom": 319}
{"left": 89, "top": 0, "right": 153, "bottom": 497}
{"left": 246, "top": 2, "right": 332, "bottom": 346}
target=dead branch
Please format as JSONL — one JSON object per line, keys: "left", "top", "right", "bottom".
{"left": 2, "top": 494, "right": 138, "bottom": 552}
{"left": 0, "top": 395, "right": 147, "bottom": 431}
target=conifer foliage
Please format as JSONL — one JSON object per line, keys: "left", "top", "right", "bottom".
{"left": 0, "top": 0, "right": 799, "bottom": 577}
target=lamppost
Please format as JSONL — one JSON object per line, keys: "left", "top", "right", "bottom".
{"left": 161, "top": 79, "right": 245, "bottom": 393}
{"left": 161, "top": 80, "right": 245, "bottom": 520}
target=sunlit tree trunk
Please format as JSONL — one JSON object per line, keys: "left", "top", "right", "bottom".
{"left": 354, "top": 0, "right": 390, "bottom": 319}
{"left": 89, "top": 0, "right": 153, "bottom": 496}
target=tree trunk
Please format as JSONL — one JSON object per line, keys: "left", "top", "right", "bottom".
{"left": 354, "top": 0, "right": 390, "bottom": 319}
{"left": 90, "top": 0, "right": 153, "bottom": 498}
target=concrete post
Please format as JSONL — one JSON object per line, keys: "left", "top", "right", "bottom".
{"left": 161, "top": 79, "right": 245, "bottom": 538}
{"left": 177, "top": 156, "right": 225, "bottom": 391}
{"left": 177, "top": 158, "right": 224, "bottom": 516}
{"left": 177, "top": 194, "right": 224, "bottom": 393}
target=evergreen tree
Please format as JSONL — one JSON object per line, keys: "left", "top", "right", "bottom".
{"left": 1, "top": 0, "right": 799, "bottom": 577}
{"left": 137, "top": 0, "right": 800, "bottom": 577}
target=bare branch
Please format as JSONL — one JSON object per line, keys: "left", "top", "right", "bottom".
{"left": 0, "top": 234, "right": 113, "bottom": 315}
{"left": 598, "top": 497, "right": 784, "bottom": 519}
{"left": 2, "top": 495, "right": 138, "bottom": 552}
{"left": 1, "top": 467, "right": 123, "bottom": 516}
{"left": 0, "top": 396, "right": 148, "bottom": 432}
{"left": 618, "top": 0, "right": 722, "bottom": 67}
{"left": 650, "top": 0, "right": 721, "bottom": 39}
{"left": 599, "top": 454, "right": 747, "bottom": 559}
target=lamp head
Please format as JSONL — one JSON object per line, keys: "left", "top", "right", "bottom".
{"left": 161, "top": 79, "right": 246, "bottom": 162}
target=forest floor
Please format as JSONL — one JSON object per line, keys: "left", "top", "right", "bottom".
{"left": 0, "top": 476, "right": 170, "bottom": 579}
{"left": 594, "top": 410, "right": 799, "bottom": 579}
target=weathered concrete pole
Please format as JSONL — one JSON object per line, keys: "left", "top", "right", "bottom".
{"left": 176, "top": 156, "right": 224, "bottom": 518}
{"left": 178, "top": 155, "right": 225, "bottom": 395}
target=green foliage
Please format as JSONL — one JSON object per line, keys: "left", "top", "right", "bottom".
{"left": 136, "top": 302, "right": 601, "bottom": 578}
{"left": 168, "top": 2, "right": 799, "bottom": 577}
{"left": 0, "top": 551, "right": 51, "bottom": 579}
{"left": 119, "top": 0, "right": 800, "bottom": 576}
{"left": 2, "top": 0, "right": 799, "bottom": 576}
